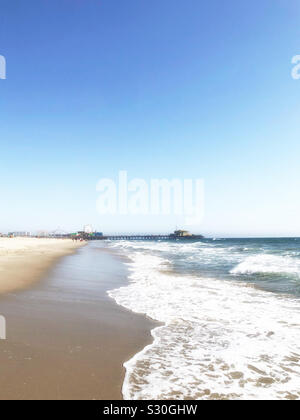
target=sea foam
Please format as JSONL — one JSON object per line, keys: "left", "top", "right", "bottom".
{"left": 108, "top": 245, "right": 300, "bottom": 400}
{"left": 231, "top": 254, "right": 300, "bottom": 277}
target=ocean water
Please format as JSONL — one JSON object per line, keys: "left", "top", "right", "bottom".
{"left": 107, "top": 238, "right": 300, "bottom": 400}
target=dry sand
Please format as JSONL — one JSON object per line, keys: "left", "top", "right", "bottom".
{"left": 0, "top": 238, "right": 84, "bottom": 294}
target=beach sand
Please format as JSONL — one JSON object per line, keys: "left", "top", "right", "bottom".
{"left": 0, "top": 241, "right": 157, "bottom": 400}
{"left": 0, "top": 238, "right": 84, "bottom": 294}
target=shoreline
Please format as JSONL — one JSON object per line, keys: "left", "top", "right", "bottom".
{"left": 0, "top": 238, "right": 85, "bottom": 295}
{"left": 0, "top": 241, "right": 157, "bottom": 400}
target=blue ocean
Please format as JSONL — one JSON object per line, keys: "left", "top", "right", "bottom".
{"left": 108, "top": 237, "right": 300, "bottom": 400}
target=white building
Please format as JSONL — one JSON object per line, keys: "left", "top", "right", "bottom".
{"left": 9, "top": 232, "right": 31, "bottom": 237}
{"left": 84, "top": 225, "right": 93, "bottom": 234}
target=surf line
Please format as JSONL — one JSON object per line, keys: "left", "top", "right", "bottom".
{"left": 0, "top": 315, "right": 6, "bottom": 340}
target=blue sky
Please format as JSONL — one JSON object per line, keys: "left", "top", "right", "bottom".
{"left": 0, "top": 0, "right": 300, "bottom": 236}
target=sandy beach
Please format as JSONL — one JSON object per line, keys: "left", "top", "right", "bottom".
{"left": 0, "top": 241, "right": 156, "bottom": 400}
{"left": 0, "top": 238, "right": 84, "bottom": 294}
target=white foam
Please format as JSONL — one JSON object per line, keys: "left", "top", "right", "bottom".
{"left": 108, "top": 245, "right": 300, "bottom": 400}
{"left": 231, "top": 254, "right": 300, "bottom": 277}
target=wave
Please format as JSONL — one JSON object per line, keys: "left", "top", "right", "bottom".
{"left": 109, "top": 248, "right": 300, "bottom": 400}
{"left": 231, "top": 254, "right": 300, "bottom": 277}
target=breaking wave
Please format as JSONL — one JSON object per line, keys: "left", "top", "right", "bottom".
{"left": 108, "top": 244, "right": 300, "bottom": 400}
{"left": 231, "top": 254, "right": 300, "bottom": 277}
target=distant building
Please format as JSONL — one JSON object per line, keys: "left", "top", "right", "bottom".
{"left": 94, "top": 232, "right": 103, "bottom": 237}
{"left": 37, "top": 231, "right": 49, "bottom": 238}
{"left": 170, "top": 230, "right": 204, "bottom": 239}
{"left": 8, "top": 232, "right": 31, "bottom": 237}
{"left": 84, "top": 225, "right": 93, "bottom": 234}
{"left": 173, "top": 230, "right": 192, "bottom": 237}
{"left": 76, "top": 231, "right": 103, "bottom": 239}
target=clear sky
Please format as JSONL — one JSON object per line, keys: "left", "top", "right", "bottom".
{"left": 0, "top": 0, "right": 300, "bottom": 236}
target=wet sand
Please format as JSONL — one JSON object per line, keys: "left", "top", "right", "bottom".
{"left": 0, "top": 242, "right": 156, "bottom": 400}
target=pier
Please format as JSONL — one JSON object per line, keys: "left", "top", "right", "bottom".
{"left": 74, "top": 230, "right": 204, "bottom": 241}
{"left": 100, "top": 235, "right": 172, "bottom": 241}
